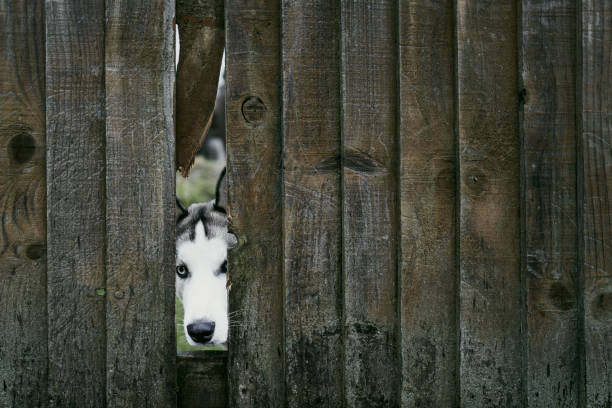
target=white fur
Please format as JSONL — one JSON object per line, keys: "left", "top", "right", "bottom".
{"left": 176, "top": 221, "right": 228, "bottom": 345}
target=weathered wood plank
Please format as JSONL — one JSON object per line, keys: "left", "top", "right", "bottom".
{"left": 340, "top": 1, "right": 398, "bottom": 406}
{"left": 177, "top": 351, "right": 227, "bottom": 408}
{"left": 225, "top": 0, "right": 284, "bottom": 406}
{"left": 520, "top": 1, "right": 580, "bottom": 406}
{"left": 581, "top": 1, "right": 612, "bottom": 406}
{"left": 45, "top": 1, "right": 107, "bottom": 405}
{"left": 281, "top": 0, "right": 343, "bottom": 406}
{"left": 398, "top": 0, "right": 457, "bottom": 406}
{"left": 104, "top": 0, "right": 176, "bottom": 405}
{"left": 175, "top": 0, "right": 225, "bottom": 176}
{"left": 456, "top": 0, "right": 522, "bottom": 406}
{"left": 0, "top": 2, "right": 47, "bottom": 406}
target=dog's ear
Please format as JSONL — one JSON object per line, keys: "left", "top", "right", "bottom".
{"left": 214, "top": 167, "right": 228, "bottom": 213}
{"left": 176, "top": 198, "right": 189, "bottom": 223}
{"left": 215, "top": 168, "right": 236, "bottom": 247}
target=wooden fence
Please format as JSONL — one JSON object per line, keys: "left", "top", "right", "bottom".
{"left": 1, "top": 0, "right": 176, "bottom": 406}
{"left": 1, "top": 0, "right": 610, "bottom": 407}
{"left": 225, "top": 0, "right": 611, "bottom": 407}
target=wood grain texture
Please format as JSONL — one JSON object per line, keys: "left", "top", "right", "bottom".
{"left": 225, "top": 0, "right": 284, "bottom": 406}
{"left": 0, "top": 2, "right": 47, "bottom": 406}
{"left": 456, "top": 0, "right": 522, "bottom": 406}
{"left": 45, "top": 1, "right": 107, "bottom": 405}
{"left": 340, "top": 1, "right": 398, "bottom": 406}
{"left": 520, "top": 1, "right": 580, "bottom": 406}
{"left": 177, "top": 351, "right": 228, "bottom": 408}
{"left": 281, "top": 1, "right": 343, "bottom": 406}
{"left": 104, "top": 0, "right": 176, "bottom": 405}
{"left": 581, "top": 1, "right": 612, "bottom": 406}
{"left": 398, "top": 0, "right": 457, "bottom": 406}
{"left": 175, "top": 0, "right": 225, "bottom": 176}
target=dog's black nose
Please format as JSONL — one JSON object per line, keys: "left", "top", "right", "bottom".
{"left": 187, "top": 321, "right": 215, "bottom": 344}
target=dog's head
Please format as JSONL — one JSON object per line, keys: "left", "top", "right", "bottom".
{"left": 176, "top": 169, "right": 236, "bottom": 345}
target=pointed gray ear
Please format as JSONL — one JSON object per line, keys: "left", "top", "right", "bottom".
{"left": 176, "top": 198, "right": 188, "bottom": 223}
{"left": 225, "top": 232, "right": 237, "bottom": 249}
{"left": 214, "top": 167, "right": 227, "bottom": 212}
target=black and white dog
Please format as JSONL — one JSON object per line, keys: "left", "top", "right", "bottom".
{"left": 176, "top": 169, "right": 236, "bottom": 345}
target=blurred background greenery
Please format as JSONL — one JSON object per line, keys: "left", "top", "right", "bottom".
{"left": 176, "top": 156, "right": 225, "bottom": 206}
{"left": 176, "top": 156, "right": 226, "bottom": 351}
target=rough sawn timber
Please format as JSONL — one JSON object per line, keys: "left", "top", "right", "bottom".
{"left": 0, "top": 1, "right": 47, "bottom": 406}
{"left": 456, "top": 0, "right": 523, "bottom": 405}
{"left": 45, "top": 0, "right": 107, "bottom": 405}
{"left": 104, "top": 0, "right": 177, "bottom": 405}
{"left": 226, "top": 0, "right": 285, "bottom": 406}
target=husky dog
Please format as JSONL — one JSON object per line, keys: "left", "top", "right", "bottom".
{"left": 176, "top": 169, "right": 237, "bottom": 345}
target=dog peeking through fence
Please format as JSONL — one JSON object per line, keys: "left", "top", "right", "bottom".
{"left": 176, "top": 169, "right": 236, "bottom": 345}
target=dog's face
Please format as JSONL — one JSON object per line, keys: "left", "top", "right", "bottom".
{"left": 176, "top": 171, "right": 236, "bottom": 345}
{"left": 176, "top": 206, "right": 230, "bottom": 345}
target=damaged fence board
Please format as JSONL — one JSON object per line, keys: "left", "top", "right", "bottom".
{"left": 175, "top": 0, "right": 225, "bottom": 176}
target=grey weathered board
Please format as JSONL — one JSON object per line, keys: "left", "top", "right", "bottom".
{"left": 456, "top": 0, "right": 522, "bottom": 406}
{"left": 225, "top": 0, "right": 285, "bottom": 406}
{"left": 104, "top": 0, "right": 176, "bottom": 405}
{"left": 582, "top": 1, "right": 612, "bottom": 406}
{"left": 282, "top": 0, "right": 344, "bottom": 406}
{"left": 398, "top": 0, "right": 457, "bottom": 406}
{"left": 0, "top": 2, "right": 47, "bottom": 406}
{"left": 341, "top": 0, "right": 399, "bottom": 406}
{"left": 45, "top": 0, "right": 107, "bottom": 405}
{"left": 521, "top": 0, "right": 580, "bottom": 406}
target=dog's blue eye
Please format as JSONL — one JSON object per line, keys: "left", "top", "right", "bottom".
{"left": 220, "top": 260, "right": 227, "bottom": 274}
{"left": 176, "top": 265, "right": 189, "bottom": 278}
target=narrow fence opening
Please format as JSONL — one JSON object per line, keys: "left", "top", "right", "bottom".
{"left": 175, "top": 25, "right": 228, "bottom": 352}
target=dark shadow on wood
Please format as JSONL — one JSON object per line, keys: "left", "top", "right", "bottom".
{"left": 177, "top": 351, "right": 228, "bottom": 408}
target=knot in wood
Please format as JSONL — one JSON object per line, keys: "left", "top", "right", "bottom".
{"left": 26, "top": 243, "right": 45, "bottom": 260}
{"left": 241, "top": 97, "right": 266, "bottom": 125}
{"left": 8, "top": 131, "right": 36, "bottom": 164}
{"left": 463, "top": 168, "right": 488, "bottom": 196}
{"left": 549, "top": 282, "right": 574, "bottom": 311}
{"left": 591, "top": 292, "right": 612, "bottom": 321}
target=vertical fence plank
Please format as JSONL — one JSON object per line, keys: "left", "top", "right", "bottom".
{"left": 177, "top": 352, "right": 228, "bottom": 408}
{"left": 520, "top": 1, "right": 580, "bottom": 406}
{"left": 225, "top": 0, "right": 285, "bottom": 406}
{"left": 581, "top": 1, "right": 612, "bottom": 406}
{"left": 398, "top": 0, "right": 457, "bottom": 406}
{"left": 45, "top": 1, "right": 107, "bottom": 405}
{"left": 104, "top": 0, "right": 176, "bottom": 405}
{"left": 456, "top": 0, "right": 522, "bottom": 406}
{"left": 0, "top": 2, "right": 47, "bottom": 406}
{"left": 281, "top": 1, "right": 344, "bottom": 406}
{"left": 340, "top": 1, "right": 398, "bottom": 406}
